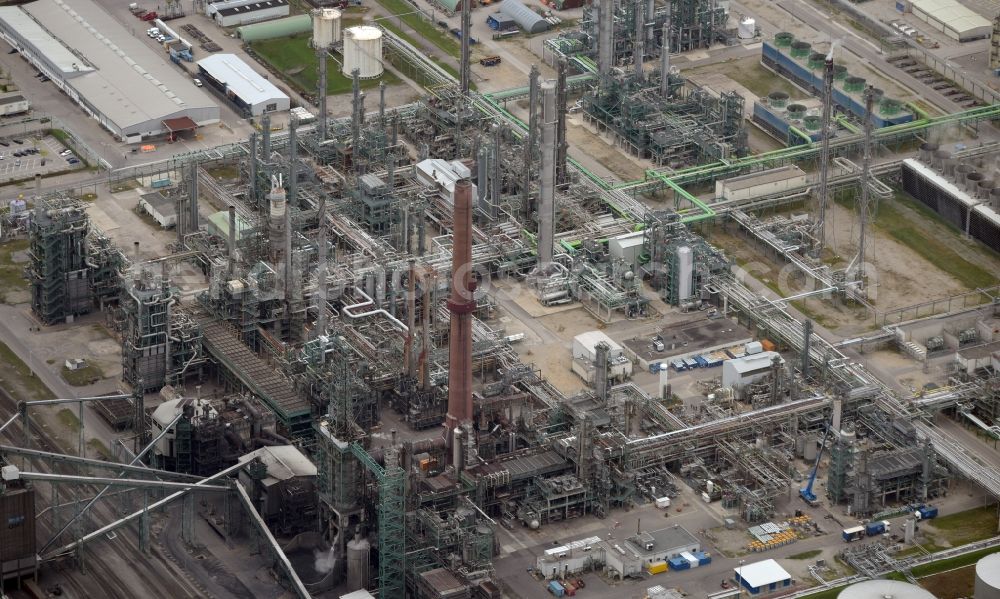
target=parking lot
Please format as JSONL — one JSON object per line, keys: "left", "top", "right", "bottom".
{"left": 0, "top": 134, "right": 84, "bottom": 182}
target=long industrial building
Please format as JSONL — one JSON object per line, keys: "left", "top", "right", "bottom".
{"left": 0, "top": 0, "right": 219, "bottom": 141}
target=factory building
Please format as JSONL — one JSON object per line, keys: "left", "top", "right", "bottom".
{"left": 716, "top": 166, "right": 808, "bottom": 202}
{"left": 733, "top": 559, "right": 792, "bottom": 595}
{"left": 0, "top": 92, "right": 29, "bottom": 116}
{"left": 722, "top": 351, "right": 784, "bottom": 388}
{"left": 899, "top": 0, "right": 991, "bottom": 41}
{"left": 0, "top": 0, "right": 219, "bottom": 141}
{"left": 197, "top": 54, "right": 290, "bottom": 116}
{"left": 237, "top": 445, "right": 317, "bottom": 534}
{"left": 214, "top": 0, "right": 290, "bottom": 28}
{"left": 572, "top": 330, "right": 633, "bottom": 385}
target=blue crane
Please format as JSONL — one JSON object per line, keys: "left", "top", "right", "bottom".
{"left": 799, "top": 423, "right": 832, "bottom": 505}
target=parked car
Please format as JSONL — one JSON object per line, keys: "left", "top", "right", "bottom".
{"left": 192, "top": 78, "right": 203, "bottom": 87}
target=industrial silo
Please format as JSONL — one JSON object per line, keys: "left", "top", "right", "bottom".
{"left": 837, "top": 579, "right": 936, "bottom": 599}
{"left": 919, "top": 142, "right": 938, "bottom": 163}
{"left": 975, "top": 551, "right": 1000, "bottom": 599}
{"left": 738, "top": 17, "right": 756, "bottom": 40}
{"left": 342, "top": 26, "right": 384, "bottom": 79}
{"left": 311, "top": 8, "right": 342, "bottom": 48}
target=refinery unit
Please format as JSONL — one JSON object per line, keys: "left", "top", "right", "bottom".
{"left": 0, "top": 0, "right": 1000, "bottom": 597}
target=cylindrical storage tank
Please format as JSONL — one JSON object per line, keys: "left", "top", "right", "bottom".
{"left": 311, "top": 8, "right": 342, "bottom": 48}
{"left": 978, "top": 179, "right": 994, "bottom": 200}
{"left": 786, "top": 103, "right": 806, "bottom": 119}
{"left": 677, "top": 246, "right": 693, "bottom": 301}
{"left": 991, "top": 187, "right": 1000, "bottom": 211}
{"left": 346, "top": 534, "right": 371, "bottom": 590}
{"left": 966, "top": 171, "right": 983, "bottom": 193}
{"left": 803, "top": 115, "right": 821, "bottom": 131}
{"left": 808, "top": 52, "right": 825, "bottom": 70}
{"left": 919, "top": 142, "right": 938, "bottom": 163}
{"left": 768, "top": 91, "right": 789, "bottom": 108}
{"left": 976, "top": 552, "right": 1000, "bottom": 599}
{"left": 795, "top": 435, "right": 807, "bottom": 457}
{"left": 342, "top": 26, "right": 384, "bottom": 79}
{"left": 775, "top": 31, "right": 794, "bottom": 47}
{"left": 844, "top": 76, "right": 865, "bottom": 93}
{"left": 790, "top": 40, "right": 811, "bottom": 58}
{"left": 837, "top": 580, "right": 936, "bottom": 599}
{"left": 833, "top": 64, "right": 848, "bottom": 80}
{"left": 738, "top": 17, "right": 755, "bottom": 39}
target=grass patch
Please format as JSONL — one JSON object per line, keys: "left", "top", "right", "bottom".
{"left": 87, "top": 438, "right": 111, "bottom": 460}
{"left": 61, "top": 363, "right": 105, "bottom": 387}
{"left": 788, "top": 549, "right": 823, "bottom": 560}
{"left": 380, "top": 20, "right": 461, "bottom": 83}
{"left": 686, "top": 55, "right": 801, "bottom": 99}
{"left": 250, "top": 31, "right": 400, "bottom": 97}
{"left": 799, "top": 585, "right": 848, "bottom": 599}
{"left": 920, "top": 564, "right": 975, "bottom": 598}
{"left": 0, "top": 340, "right": 51, "bottom": 401}
{"left": 0, "top": 238, "right": 28, "bottom": 303}
{"left": 928, "top": 504, "right": 1000, "bottom": 546}
{"left": 372, "top": 0, "right": 459, "bottom": 58}
{"left": 912, "top": 546, "right": 1000, "bottom": 577}
{"left": 57, "top": 408, "right": 81, "bottom": 433}
{"left": 205, "top": 164, "right": 240, "bottom": 180}
{"left": 878, "top": 193, "right": 998, "bottom": 290}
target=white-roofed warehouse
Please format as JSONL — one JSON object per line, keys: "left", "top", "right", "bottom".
{"left": 903, "top": 0, "right": 991, "bottom": 41}
{"left": 0, "top": 0, "right": 220, "bottom": 141}
{"left": 196, "top": 54, "right": 290, "bottom": 116}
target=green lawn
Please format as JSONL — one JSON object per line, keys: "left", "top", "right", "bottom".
{"left": 0, "top": 238, "right": 28, "bottom": 303}
{"left": 372, "top": 0, "right": 459, "bottom": 58}
{"left": 0, "top": 341, "right": 50, "bottom": 401}
{"left": 57, "top": 408, "right": 81, "bottom": 433}
{"left": 878, "top": 193, "right": 998, "bottom": 290}
{"left": 789, "top": 549, "right": 823, "bottom": 560}
{"left": 928, "top": 504, "right": 1000, "bottom": 546}
{"left": 379, "top": 20, "right": 461, "bottom": 83}
{"left": 60, "top": 363, "right": 104, "bottom": 387}
{"left": 799, "top": 585, "right": 848, "bottom": 599}
{"left": 250, "top": 31, "right": 400, "bottom": 96}
{"left": 912, "top": 546, "right": 1000, "bottom": 577}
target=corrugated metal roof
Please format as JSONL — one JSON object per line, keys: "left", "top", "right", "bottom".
{"left": 0, "top": 6, "right": 93, "bottom": 76}
{"left": 498, "top": 0, "right": 550, "bottom": 34}
{"left": 197, "top": 53, "right": 289, "bottom": 106}
{"left": 16, "top": 0, "right": 217, "bottom": 131}
{"left": 909, "top": 0, "right": 990, "bottom": 34}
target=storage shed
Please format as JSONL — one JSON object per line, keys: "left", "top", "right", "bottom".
{"left": 498, "top": 0, "right": 550, "bottom": 34}
{"left": 0, "top": 93, "right": 30, "bottom": 116}
{"left": 486, "top": 12, "right": 518, "bottom": 31}
{"left": 734, "top": 559, "right": 792, "bottom": 595}
{"left": 197, "top": 54, "right": 290, "bottom": 116}
{"left": 905, "top": 0, "right": 991, "bottom": 41}
{"left": 214, "top": 0, "right": 289, "bottom": 27}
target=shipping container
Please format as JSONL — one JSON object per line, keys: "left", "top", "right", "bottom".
{"left": 646, "top": 561, "right": 668, "bottom": 575}
{"left": 865, "top": 520, "right": 890, "bottom": 536}
{"left": 695, "top": 551, "right": 712, "bottom": 566}
{"left": 547, "top": 580, "right": 565, "bottom": 597}
{"left": 655, "top": 497, "right": 671, "bottom": 509}
{"left": 842, "top": 526, "right": 866, "bottom": 542}
{"left": 668, "top": 556, "right": 690, "bottom": 570}
{"left": 760, "top": 339, "right": 777, "bottom": 352}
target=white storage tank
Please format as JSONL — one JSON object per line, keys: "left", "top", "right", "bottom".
{"left": 838, "top": 580, "right": 935, "bottom": 599}
{"left": 976, "top": 552, "right": 1000, "bottom": 599}
{"left": 342, "top": 26, "right": 384, "bottom": 79}
{"left": 677, "top": 245, "right": 693, "bottom": 301}
{"left": 311, "top": 8, "right": 342, "bottom": 48}
{"left": 738, "top": 17, "right": 756, "bottom": 39}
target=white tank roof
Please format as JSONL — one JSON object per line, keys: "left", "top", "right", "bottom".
{"left": 346, "top": 25, "right": 381, "bottom": 40}
{"left": 977, "top": 552, "right": 1000, "bottom": 591}
{"left": 837, "top": 580, "right": 936, "bottom": 599}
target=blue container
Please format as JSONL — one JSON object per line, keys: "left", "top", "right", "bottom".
{"left": 695, "top": 551, "right": 712, "bottom": 566}
{"left": 548, "top": 580, "right": 565, "bottom": 597}
{"left": 668, "top": 557, "right": 690, "bottom": 571}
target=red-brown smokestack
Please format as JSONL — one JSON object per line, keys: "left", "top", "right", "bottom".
{"left": 445, "top": 179, "right": 475, "bottom": 444}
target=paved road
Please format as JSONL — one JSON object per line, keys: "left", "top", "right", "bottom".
{"left": 0, "top": 304, "right": 121, "bottom": 460}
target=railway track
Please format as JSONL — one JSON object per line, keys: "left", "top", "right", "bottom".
{"left": 0, "top": 384, "right": 206, "bottom": 598}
